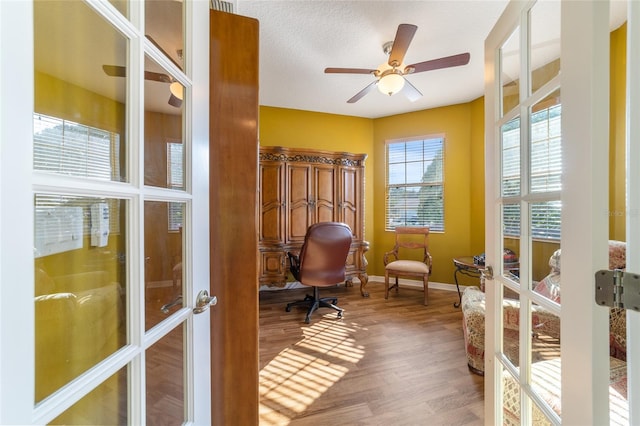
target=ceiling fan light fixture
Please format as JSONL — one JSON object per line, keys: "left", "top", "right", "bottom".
{"left": 377, "top": 71, "right": 405, "bottom": 96}
{"left": 169, "top": 81, "right": 184, "bottom": 100}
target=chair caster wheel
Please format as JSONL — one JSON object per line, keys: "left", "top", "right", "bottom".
{"left": 337, "top": 312, "right": 343, "bottom": 319}
{"left": 285, "top": 305, "right": 292, "bottom": 312}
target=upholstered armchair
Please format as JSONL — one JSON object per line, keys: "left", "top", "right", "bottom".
{"left": 383, "top": 226, "right": 432, "bottom": 305}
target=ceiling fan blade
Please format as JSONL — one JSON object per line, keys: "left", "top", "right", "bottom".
{"left": 145, "top": 71, "right": 172, "bottom": 83}
{"left": 402, "top": 78, "right": 422, "bottom": 102}
{"left": 168, "top": 94, "right": 182, "bottom": 108}
{"left": 388, "top": 24, "right": 417, "bottom": 67}
{"left": 347, "top": 80, "right": 377, "bottom": 103}
{"left": 405, "top": 52, "right": 470, "bottom": 74}
{"left": 325, "top": 67, "right": 377, "bottom": 75}
{"left": 103, "top": 64, "right": 172, "bottom": 83}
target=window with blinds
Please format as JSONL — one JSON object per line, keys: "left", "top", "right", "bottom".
{"left": 502, "top": 104, "right": 562, "bottom": 240}
{"left": 33, "top": 113, "right": 120, "bottom": 180}
{"left": 385, "top": 136, "right": 444, "bottom": 231}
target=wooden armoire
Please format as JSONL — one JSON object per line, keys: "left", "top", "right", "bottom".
{"left": 259, "top": 146, "right": 370, "bottom": 297}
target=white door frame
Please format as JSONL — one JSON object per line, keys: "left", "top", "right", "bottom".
{"left": 0, "top": 0, "right": 211, "bottom": 423}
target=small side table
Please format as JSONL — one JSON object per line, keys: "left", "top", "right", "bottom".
{"left": 452, "top": 256, "right": 483, "bottom": 308}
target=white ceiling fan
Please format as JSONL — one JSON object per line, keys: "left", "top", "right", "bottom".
{"left": 325, "top": 24, "right": 470, "bottom": 103}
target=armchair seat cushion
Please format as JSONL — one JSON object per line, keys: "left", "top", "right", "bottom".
{"left": 385, "top": 260, "right": 430, "bottom": 274}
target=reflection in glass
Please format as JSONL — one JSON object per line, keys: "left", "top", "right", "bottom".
{"left": 501, "top": 28, "right": 520, "bottom": 116}
{"left": 530, "top": 1, "right": 561, "bottom": 93}
{"left": 502, "top": 286, "right": 521, "bottom": 368}
{"left": 146, "top": 324, "right": 185, "bottom": 424}
{"left": 502, "top": 366, "right": 522, "bottom": 423}
{"left": 34, "top": 194, "right": 127, "bottom": 402}
{"left": 49, "top": 367, "right": 127, "bottom": 425}
{"left": 502, "top": 203, "right": 521, "bottom": 285}
{"left": 501, "top": 117, "right": 520, "bottom": 197}
{"left": 143, "top": 54, "right": 185, "bottom": 188}
{"left": 530, "top": 91, "right": 562, "bottom": 193}
{"left": 146, "top": 0, "right": 184, "bottom": 71}
{"left": 108, "top": 0, "right": 128, "bottom": 18}
{"left": 530, "top": 308, "right": 561, "bottom": 420}
{"left": 34, "top": 0, "right": 127, "bottom": 182}
{"left": 532, "top": 240, "right": 561, "bottom": 304}
{"left": 145, "top": 201, "right": 184, "bottom": 331}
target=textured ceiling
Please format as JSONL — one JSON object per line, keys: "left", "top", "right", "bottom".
{"left": 236, "top": 0, "right": 628, "bottom": 119}
{"left": 236, "top": 1, "right": 508, "bottom": 119}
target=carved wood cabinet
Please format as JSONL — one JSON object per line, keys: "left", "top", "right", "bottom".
{"left": 259, "top": 146, "right": 370, "bottom": 296}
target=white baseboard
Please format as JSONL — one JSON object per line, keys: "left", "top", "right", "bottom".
{"left": 259, "top": 275, "right": 470, "bottom": 294}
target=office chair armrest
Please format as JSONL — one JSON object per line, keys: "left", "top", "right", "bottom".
{"left": 287, "top": 251, "right": 301, "bottom": 280}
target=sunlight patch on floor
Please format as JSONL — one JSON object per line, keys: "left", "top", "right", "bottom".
{"left": 259, "top": 319, "right": 365, "bottom": 425}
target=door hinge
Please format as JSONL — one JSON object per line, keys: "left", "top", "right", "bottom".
{"left": 595, "top": 269, "right": 640, "bottom": 311}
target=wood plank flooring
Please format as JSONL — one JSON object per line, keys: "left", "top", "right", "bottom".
{"left": 259, "top": 282, "right": 484, "bottom": 425}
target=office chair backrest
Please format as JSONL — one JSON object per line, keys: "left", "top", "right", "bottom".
{"left": 298, "top": 222, "right": 353, "bottom": 287}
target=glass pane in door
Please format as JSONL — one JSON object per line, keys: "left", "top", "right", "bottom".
{"left": 34, "top": 0, "right": 128, "bottom": 183}
{"left": 502, "top": 203, "right": 520, "bottom": 283}
{"left": 530, "top": 306, "right": 561, "bottom": 419}
{"left": 143, "top": 54, "right": 185, "bottom": 188}
{"left": 146, "top": 324, "right": 185, "bottom": 424}
{"left": 530, "top": 91, "right": 562, "bottom": 194}
{"left": 145, "top": 0, "right": 184, "bottom": 71}
{"left": 502, "top": 366, "right": 522, "bottom": 424}
{"left": 501, "top": 29, "right": 520, "bottom": 116}
{"left": 49, "top": 367, "right": 127, "bottom": 425}
{"left": 530, "top": 1, "right": 561, "bottom": 93}
{"left": 501, "top": 117, "right": 521, "bottom": 197}
{"left": 145, "top": 201, "right": 184, "bottom": 330}
{"left": 34, "top": 194, "right": 127, "bottom": 401}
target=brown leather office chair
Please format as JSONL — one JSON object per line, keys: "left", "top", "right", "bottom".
{"left": 286, "top": 222, "right": 353, "bottom": 323}
{"left": 384, "top": 226, "right": 432, "bottom": 305}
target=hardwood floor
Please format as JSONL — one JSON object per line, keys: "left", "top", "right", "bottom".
{"left": 259, "top": 282, "right": 484, "bottom": 425}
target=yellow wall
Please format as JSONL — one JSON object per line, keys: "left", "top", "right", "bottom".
{"left": 258, "top": 23, "right": 628, "bottom": 287}
{"left": 609, "top": 23, "right": 627, "bottom": 241}
{"left": 258, "top": 106, "right": 377, "bottom": 269}
{"left": 373, "top": 104, "right": 476, "bottom": 284}
{"left": 259, "top": 103, "right": 482, "bottom": 285}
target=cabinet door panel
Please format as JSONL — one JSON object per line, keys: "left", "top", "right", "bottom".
{"left": 339, "top": 166, "right": 361, "bottom": 238}
{"left": 287, "top": 164, "right": 312, "bottom": 243}
{"left": 259, "top": 251, "right": 286, "bottom": 284}
{"left": 259, "top": 162, "right": 284, "bottom": 244}
{"left": 314, "top": 164, "right": 336, "bottom": 223}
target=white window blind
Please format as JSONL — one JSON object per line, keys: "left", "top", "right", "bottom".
{"left": 33, "top": 113, "right": 120, "bottom": 180}
{"left": 167, "top": 142, "right": 184, "bottom": 190}
{"left": 502, "top": 104, "right": 562, "bottom": 240}
{"left": 385, "top": 136, "right": 444, "bottom": 231}
{"left": 167, "top": 142, "right": 184, "bottom": 231}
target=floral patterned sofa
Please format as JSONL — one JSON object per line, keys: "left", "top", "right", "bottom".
{"left": 461, "top": 241, "right": 629, "bottom": 423}
{"left": 461, "top": 240, "right": 628, "bottom": 375}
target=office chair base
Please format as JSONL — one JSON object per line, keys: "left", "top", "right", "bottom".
{"left": 285, "top": 288, "right": 344, "bottom": 324}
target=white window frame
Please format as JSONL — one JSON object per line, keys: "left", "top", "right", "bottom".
{"left": 385, "top": 134, "right": 445, "bottom": 232}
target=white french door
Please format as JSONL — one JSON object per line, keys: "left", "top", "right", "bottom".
{"left": 0, "top": 0, "right": 212, "bottom": 424}
{"left": 485, "top": 0, "right": 638, "bottom": 424}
